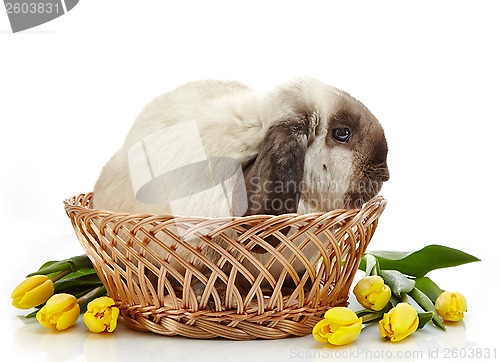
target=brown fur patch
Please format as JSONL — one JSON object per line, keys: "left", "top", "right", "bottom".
{"left": 234, "top": 115, "right": 311, "bottom": 252}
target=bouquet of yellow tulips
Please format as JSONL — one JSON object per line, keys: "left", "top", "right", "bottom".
{"left": 11, "top": 255, "right": 118, "bottom": 333}
{"left": 312, "top": 244, "right": 479, "bottom": 346}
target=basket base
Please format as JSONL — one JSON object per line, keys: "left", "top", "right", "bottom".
{"left": 117, "top": 299, "right": 349, "bottom": 340}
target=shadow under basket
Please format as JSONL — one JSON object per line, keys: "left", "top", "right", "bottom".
{"left": 64, "top": 193, "right": 386, "bottom": 340}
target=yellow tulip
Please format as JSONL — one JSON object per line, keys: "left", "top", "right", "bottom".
{"left": 435, "top": 291, "right": 467, "bottom": 322}
{"left": 312, "top": 307, "right": 362, "bottom": 346}
{"left": 83, "top": 296, "right": 119, "bottom": 333}
{"left": 353, "top": 276, "right": 392, "bottom": 311}
{"left": 379, "top": 303, "right": 418, "bottom": 342}
{"left": 11, "top": 275, "right": 54, "bottom": 309}
{"left": 36, "top": 294, "right": 80, "bottom": 331}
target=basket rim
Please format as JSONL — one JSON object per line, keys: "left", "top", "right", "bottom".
{"left": 64, "top": 192, "right": 387, "bottom": 222}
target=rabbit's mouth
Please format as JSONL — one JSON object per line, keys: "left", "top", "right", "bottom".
{"left": 344, "top": 172, "right": 388, "bottom": 209}
{"left": 344, "top": 189, "right": 379, "bottom": 209}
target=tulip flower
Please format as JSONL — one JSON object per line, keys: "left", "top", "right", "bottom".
{"left": 83, "top": 296, "right": 119, "bottom": 333}
{"left": 312, "top": 307, "right": 362, "bottom": 346}
{"left": 11, "top": 275, "right": 54, "bottom": 309}
{"left": 353, "top": 276, "right": 392, "bottom": 311}
{"left": 379, "top": 303, "right": 419, "bottom": 342}
{"left": 435, "top": 291, "right": 467, "bottom": 322}
{"left": 36, "top": 293, "right": 80, "bottom": 331}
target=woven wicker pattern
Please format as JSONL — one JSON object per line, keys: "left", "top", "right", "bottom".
{"left": 65, "top": 193, "right": 386, "bottom": 340}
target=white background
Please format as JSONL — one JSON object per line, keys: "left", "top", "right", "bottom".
{"left": 1, "top": 1, "right": 499, "bottom": 361}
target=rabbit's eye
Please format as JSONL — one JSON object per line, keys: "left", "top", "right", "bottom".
{"left": 332, "top": 127, "right": 351, "bottom": 142}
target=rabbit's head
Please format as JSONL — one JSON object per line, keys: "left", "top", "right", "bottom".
{"left": 241, "top": 78, "right": 389, "bottom": 217}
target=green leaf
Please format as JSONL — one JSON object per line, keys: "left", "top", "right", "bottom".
{"left": 415, "top": 277, "right": 444, "bottom": 304}
{"left": 27, "top": 255, "right": 94, "bottom": 277}
{"left": 408, "top": 287, "right": 446, "bottom": 331}
{"left": 36, "top": 260, "right": 58, "bottom": 271}
{"left": 24, "top": 309, "right": 40, "bottom": 318}
{"left": 60, "top": 268, "right": 97, "bottom": 280}
{"left": 379, "top": 270, "right": 415, "bottom": 298}
{"left": 361, "top": 245, "right": 480, "bottom": 277}
{"left": 361, "top": 254, "right": 380, "bottom": 276}
{"left": 417, "top": 311, "right": 434, "bottom": 329}
{"left": 53, "top": 272, "right": 102, "bottom": 293}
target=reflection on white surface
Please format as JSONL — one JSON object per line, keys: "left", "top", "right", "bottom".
{"left": 6, "top": 317, "right": 487, "bottom": 362}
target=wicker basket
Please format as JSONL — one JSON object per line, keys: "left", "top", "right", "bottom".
{"left": 64, "top": 192, "right": 386, "bottom": 340}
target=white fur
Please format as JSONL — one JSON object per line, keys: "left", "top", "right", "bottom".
{"left": 94, "top": 80, "right": 265, "bottom": 215}
{"left": 93, "top": 77, "right": 360, "bottom": 216}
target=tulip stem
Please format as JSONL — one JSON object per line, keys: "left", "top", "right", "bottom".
{"left": 372, "top": 259, "right": 381, "bottom": 276}
{"left": 50, "top": 270, "right": 71, "bottom": 283}
{"left": 77, "top": 286, "right": 108, "bottom": 310}
{"left": 356, "top": 304, "right": 391, "bottom": 324}
{"left": 408, "top": 287, "right": 446, "bottom": 331}
{"left": 360, "top": 311, "right": 384, "bottom": 323}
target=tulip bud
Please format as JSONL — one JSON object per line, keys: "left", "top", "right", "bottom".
{"left": 83, "top": 296, "right": 119, "bottom": 333}
{"left": 36, "top": 294, "right": 80, "bottom": 331}
{"left": 379, "top": 303, "right": 419, "bottom": 342}
{"left": 312, "top": 307, "right": 362, "bottom": 346}
{"left": 435, "top": 291, "right": 467, "bottom": 322}
{"left": 353, "top": 276, "right": 392, "bottom": 311}
{"left": 11, "top": 275, "right": 54, "bottom": 309}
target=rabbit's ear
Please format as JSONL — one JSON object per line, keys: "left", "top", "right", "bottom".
{"left": 243, "top": 117, "right": 309, "bottom": 215}
{"left": 233, "top": 115, "right": 311, "bottom": 250}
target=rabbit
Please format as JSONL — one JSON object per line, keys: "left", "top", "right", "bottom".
{"left": 92, "top": 77, "right": 389, "bottom": 309}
